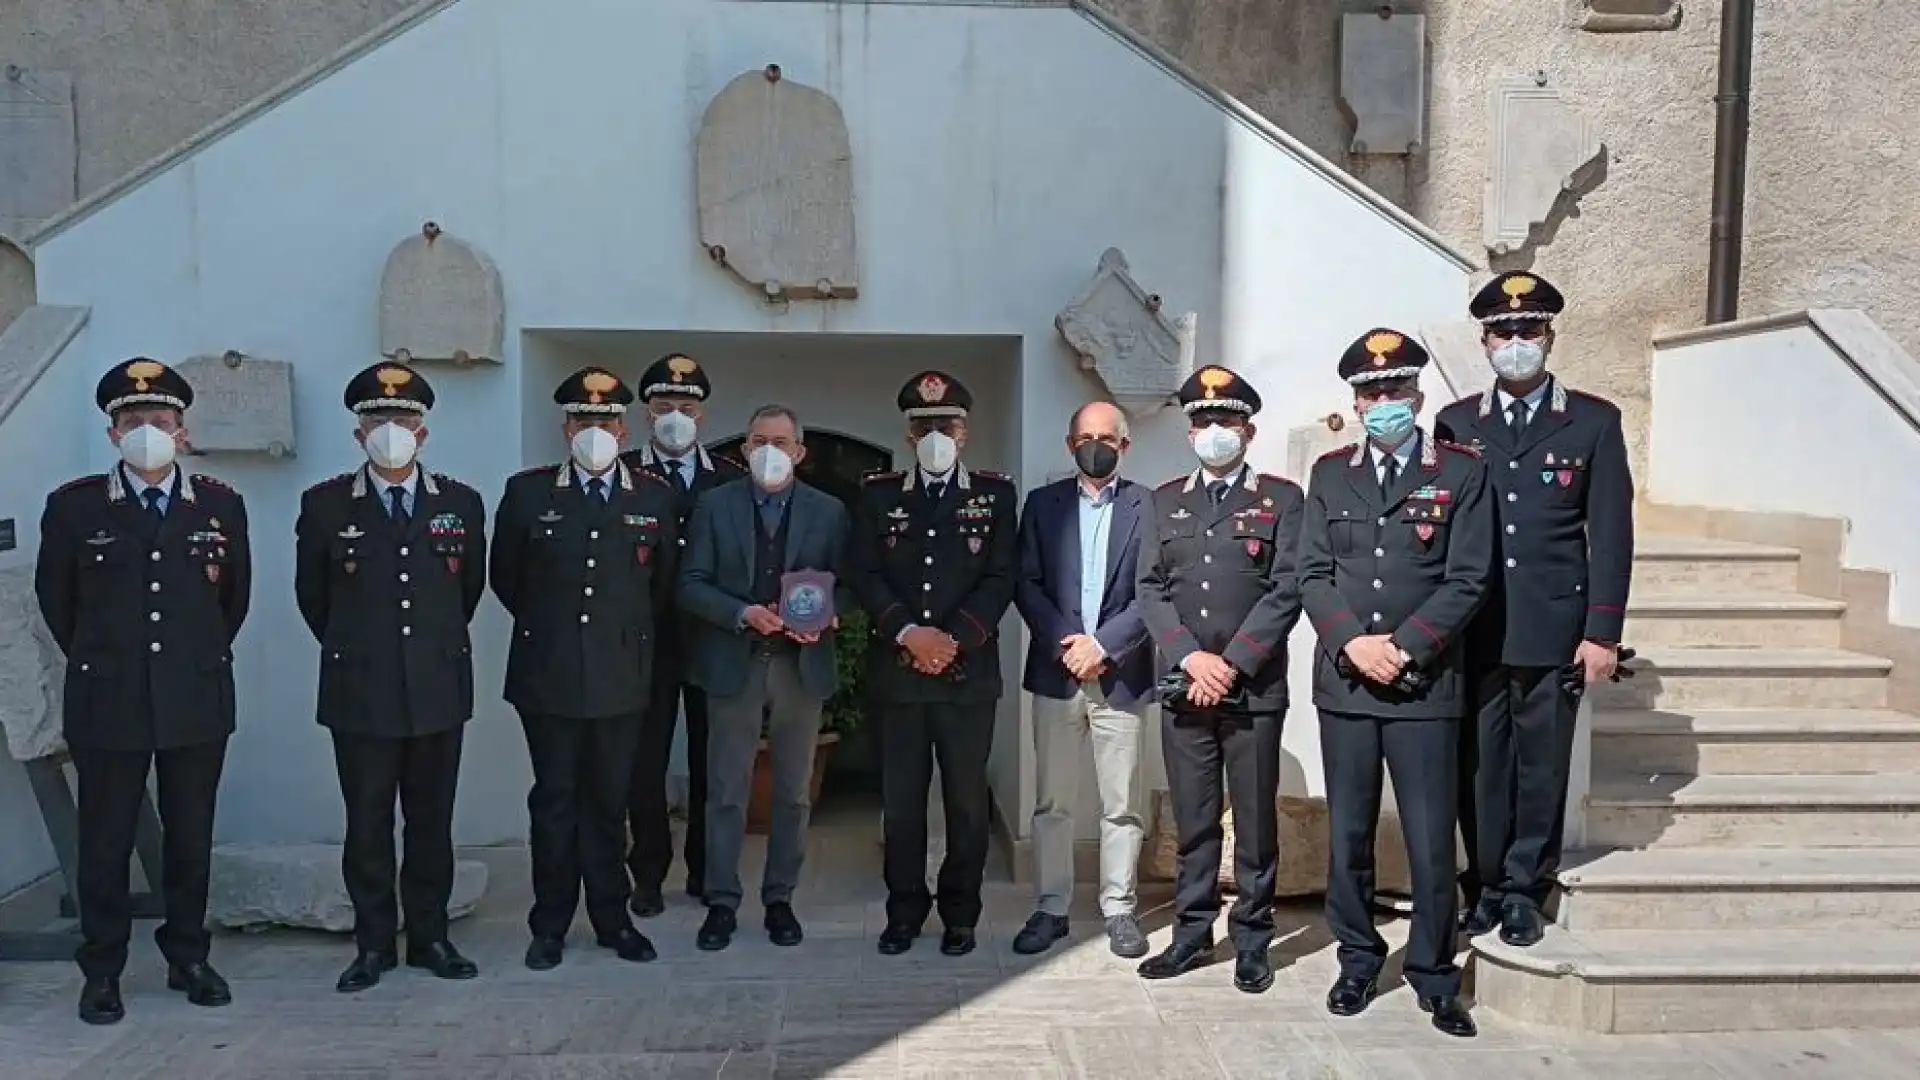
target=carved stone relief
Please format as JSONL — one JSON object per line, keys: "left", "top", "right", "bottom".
{"left": 696, "top": 65, "right": 859, "bottom": 302}
{"left": 378, "top": 222, "right": 504, "bottom": 365}
{"left": 1569, "top": 0, "right": 1683, "bottom": 32}
{"left": 0, "top": 66, "right": 77, "bottom": 240}
{"left": 1483, "top": 77, "right": 1605, "bottom": 256}
{"left": 177, "top": 351, "right": 297, "bottom": 457}
{"left": 0, "top": 564, "right": 65, "bottom": 762}
{"left": 1055, "top": 248, "right": 1196, "bottom": 416}
{"left": 1338, "top": 11, "right": 1427, "bottom": 155}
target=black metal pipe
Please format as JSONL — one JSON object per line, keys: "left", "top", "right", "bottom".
{"left": 1707, "top": 0, "right": 1757, "bottom": 323}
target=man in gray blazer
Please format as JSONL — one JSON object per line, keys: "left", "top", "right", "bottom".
{"left": 678, "top": 404, "right": 852, "bottom": 951}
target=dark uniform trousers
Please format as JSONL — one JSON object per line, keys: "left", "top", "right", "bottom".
{"left": 35, "top": 468, "right": 251, "bottom": 979}
{"left": 1138, "top": 468, "right": 1304, "bottom": 953}
{"left": 1436, "top": 381, "right": 1634, "bottom": 911}
{"left": 295, "top": 467, "right": 487, "bottom": 952}
{"left": 847, "top": 467, "right": 1018, "bottom": 931}
{"left": 1299, "top": 434, "right": 1493, "bottom": 998}
{"left": 491, "top": 462, "right": 678, "bottom": 939}
{"left": 622, "top": 447, "right": 741, "bottom": 896}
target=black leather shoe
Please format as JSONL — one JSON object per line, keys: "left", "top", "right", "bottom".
{"left": 1105, "top": 914, "right": 1149, "bottom": 959}
{"left": 406, "top": 940, "right": 479, "bottom": 980}
{"left": 629, "top": 885, "right": 666, "bottom": 919}
{"left": 939, "top": 928, "right": 976, "bottom": 956}
{"left": 1498, "top": 900, "right": 1545, "bottom": 947}
{"left": 696, "top": 906, "right": 737, "bottom": 952}
{"left": 1326, "top": 975, "right": 1377, "bottom": 1016}
{"left": 764, "top": 903, "right": 804, "bottom": 947}
{"left": 1459, "top": 895, "right": 1502, "bottom": 937}
{"left": 1135, "top": 939, "right": 1213, "bottom": 980}
{"left": 876, "top": 923, "right": 918, "bottom": 955}
{"left": 1421, "top": 994, "right": 1478, "bottom": 1038}
{"left": 335, "top": 950, "right": 397, "bottom": 993}
{"left": 77, "top": 977, "right": 124, "bottom": 1025}
{"left": 524, "top": 936, "right": 565, "bottom": 971}
{"left": 1011, "top": 912, "right": 1069, "bottom": 955}
{"left": 598, "top": 927, "right": 658, "bottom": 963}
{"left": 1233, "top": 949, "right": 1273, "bottom": 994}
{"left": 166, "top": 961, "right": 232, "bottom": 1007}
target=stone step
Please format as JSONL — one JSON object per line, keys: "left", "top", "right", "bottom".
{"left": 1591, "top": 708, "right": 1920, "bottom": 775}
{"left": 1472, "top": 924, "right": 1920, "bottom": 1033}
{"left": 1623, "top": 592, "right": 1843, "bottom": 648}
{"left": 1632, "top": 534, "right": 1800, "bottom": 592}
{"left": 1553, "top": 847, "right": 1920, "bottom": 931}
{"left": 1590, "top": 646, "right": 1891, "bottom": 710}
{"left": 1587, "top": 772, "right": 1920, "bottom": 849}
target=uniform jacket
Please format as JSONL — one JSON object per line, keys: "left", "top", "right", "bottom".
{"left": 1299, "top": 431, "right": 1494, "bottom": 720}
{"left": 620, "top": 442, "right": 745, "bottom": 666}
{"left": 677, "top": 477, "right": 851, "bottom": 702}
{"left": 1434, "top": 378, "right": 1634, "bottom": 668}
{"left": 847, "top": 465, "right": 1019, "bottom": 705}
{"left": 35, "top": 467, "right": 251, "bottom": 752}
{"left": 1136, "top": 467, "right": 1305, "bottom": 713}
{"left": 1014, "top": 477, "right": 1154, "bottom": 708}
{"left": 489, "top": 461, "right": 680, "bottom": 719}
{"left": 294, "top": 465, "right": 487, "bottom": 738}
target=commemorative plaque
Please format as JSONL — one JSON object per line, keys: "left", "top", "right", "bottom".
{"left": 779, "top": 570, "right": 835, "bottom": 636}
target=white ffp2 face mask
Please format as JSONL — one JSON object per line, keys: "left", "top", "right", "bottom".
{"left": 915, "top": 430, "right": 957, "bottom": 475}
{"left": 364, "top": 422, "right": 419, "bottom": 471}
{"left": 652, "top": 411, "right": 697, "bottom": 454}
{"left": 570, "top": 427, "right": 619, "bottom": 474}
{"left": 118, "top": 424, "right": 178, "bottom": 472}
{"left": 1190, "top": 424, "right": 1244, "bottom": 469}
{"left": 749, "top": 444, "right": 795, "bottom": 489}
{"left": 1490, "top": 340, "right": 1547, "bottom": 382}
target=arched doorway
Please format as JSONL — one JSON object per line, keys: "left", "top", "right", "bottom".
{"left": 705, "top": 428, "right": 896, "bottom": 801}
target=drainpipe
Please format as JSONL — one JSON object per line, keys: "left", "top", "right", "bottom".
{"left": 1706, "top": 0, "right": 1757, "bottom": 323}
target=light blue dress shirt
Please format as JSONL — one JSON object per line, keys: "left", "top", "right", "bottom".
{"left": 1077, "top": 480, "right": 1117, "bottom": 638}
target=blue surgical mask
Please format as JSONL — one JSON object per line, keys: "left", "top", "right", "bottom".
{"left": 1362, "top": 400, "right": 1416, "bottom": 446}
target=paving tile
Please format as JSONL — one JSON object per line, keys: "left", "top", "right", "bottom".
{"left": 1197, "top": 1020, "right": 1367, "bottom": 1079}
{"left": 1049, "top": 1023, "right": 1226, "bottom": 1079}
{"left": 896, "top": 1019, "right": 1061, "bottom": 1078}
{"left": 780, "top": 978, "right": 960, "bottom": 1039}
{"left": 1685, "top": 1029, "right": 1920, "bottom": 1078}
{"left": 769, "top": 1033, "right": 899, "bottom": 1079}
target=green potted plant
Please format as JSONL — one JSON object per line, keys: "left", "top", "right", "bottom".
{"left": 745, "top": 608, "right": 871, "bottom": 833}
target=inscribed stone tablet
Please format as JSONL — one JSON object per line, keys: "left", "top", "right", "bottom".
{"left": 0, "top": 67, "right": 76, "bottom": 239}
{"left": 1339, "top": 13, "right": 1427, "bottom": 155}
{"left": 178, "top": 352, "right": 298, "bottom": 457}
{"left": 378, "top": 223, "right": 504, "bottom": 364}
{"left": 1483, "top": 78, "right": 1604, "bottom": 255}
{"left": 1054, "top": 248, "right": 1194, "bottom": 415}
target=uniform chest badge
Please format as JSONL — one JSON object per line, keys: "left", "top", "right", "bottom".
{"left": 1415, "top": 523, "right": 1436, "bottom": 544}
{"left": 968, "top": 537, "right": 983, "bottom": 554}
{"left": 539, "top": 510, "right": 562, "bottom": 523}
{"left": 623, "top": 514, "right": 657, "bottom": 527}
{"left": 86, "top": 531, "right": 114, "bottom": 546}
{"left": 429, "top": 512, "right": 466, "bottom": 573}
{"left": 337, "top": 525, "right": 365, "bottom": 540}
{"left": 1245, "top": 538, "right": 1262, "bottom": 557}
{"left": 887, "top": 507, "right": 909, "bottom": 521}
{"left": 1170, "top": 508, "right": 1192, "bottom": 521}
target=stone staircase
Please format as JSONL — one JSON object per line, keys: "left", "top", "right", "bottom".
{"left": 1473, "top": 529, "right": 1920, "bottom": 1033}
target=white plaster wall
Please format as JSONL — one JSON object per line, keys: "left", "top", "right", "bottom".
{"left": 1650, "top": 322, "right": 1920, "bottom": 623}
{"left": 29, "top": 0, "right": 1465, "bottom": 848}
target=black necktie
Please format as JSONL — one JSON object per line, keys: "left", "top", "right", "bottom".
{"left": 666, "top": 459, "right": 688, "bottom": 494}
{"left": 587, "top": 477, "right": 607, "bottom": 503}
{"left": 1508, "top": 400, "right": 1529, "bottom": 433}
{"left": 927, "top": 480, "right": 946, "bottom": 502}
{"left": 1207, "top": 480, "right": 1228, "bottom": 506}
{"left": 388, "top": 486, "right": 409, "bottom": 527}
{"left": 142, "top": 488, "right": 165, "bottom": 525}
{"left": 1380, "top": 455, "right": 1400, "bottom": 497}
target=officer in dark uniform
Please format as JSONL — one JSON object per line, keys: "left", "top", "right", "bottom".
{"left": 1133, "top": 365, "right": 1305, "bottom": 995}
{"left": 35, "top": 358, "right": 251, "bottom": 1025}
{"left": 1300, "top": 329, "right": 1492, "bottom": 1038}
{"left": 490, "top": 367, "right": 678, "bottom": 970}
{"left": 1435, "top": 272, "right": 1634, "bottom": 948}
{"left": 620, "top": 353, "right": 745, "bottom": 916}
{"left": 847, "top": 371, "right": 1017, "bottom": 957}
{"left": 294, "top": 361, "right": 488, "bottom": 993}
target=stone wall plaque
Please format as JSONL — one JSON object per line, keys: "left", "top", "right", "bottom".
{"left": 178, "top": 351, "right": 297, "bottom": 457}
{"left": 0, "top": 67, "right": 77, "bottom": 240}
{"left": 1339, "top": 12, "right": 1427, "bottom": 155}
{"left": 1483, "top": 77, "right": 1605, "bottom": 256}
{"left": 1570, "top": 0, "right": 1683, "bottom": 32}
{"left": 1055, "top": 248, "right": 1195, "bottom": 415}
{"left": 0, "top": 564, "right": 66, "bottom": 762}
{"left": 696, "top": 65, "right": 859, "bottom": 302}
{"left": 378, "top": 221, "right": 504, "bottom": 365}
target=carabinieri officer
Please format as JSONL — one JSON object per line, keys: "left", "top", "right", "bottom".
{"left": 36, "top": 358, "right": 250, "bottom": 1024}
{"left": 294, "top": 361, "right": 487, "bottom": 993}
{"left": 491, "top": 367, "right": 679, "bottom": 970}
{"left": 1436, "top": 272, "right": 1634, "bottom": 948}
{"left": 1299, "top": 329, "right": 1492, "bottom": 1038}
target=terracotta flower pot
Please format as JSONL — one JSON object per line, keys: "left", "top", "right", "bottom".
{"left": 746, "top": 731, "right": 841, "bottom": 835}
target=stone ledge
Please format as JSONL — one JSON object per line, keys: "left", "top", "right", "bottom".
{"left": 208, "top": 843, "right": 487, "bottom": 932}
{"left": 1560, "top": 846, "right": 1920, "bottom": 889}
{"left": 1144, "top": 792, "right": 1411, "bottom": 898}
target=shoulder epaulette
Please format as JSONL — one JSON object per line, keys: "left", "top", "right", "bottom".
{"left": 1565, "top": 387, "right": 1621, "bottom": 411}
{"left": 431, "top": 471, "right": 470, "bottom": 491}
{"left": 632, "top": 467, "right": 670, "bottom": 487}
{"left": 53, "top": 474, "right": 107, "bottom": 495}
{"left": 973, "top": 469, "right": 1012, "bottom": 482}
{"left": 190, "top": 473, "right": 233, "bottom": 491}
{"left": 1436, "top": 439, "right": 1482, "bottom": 459}
{"left": 863, "top": 470, "right": 903, "bottom": 485}
{"left": 1155, "top": 476, "right": 1186, "bottom": 490}
{"left": 315, "top": 472, "right": 355, "bottom": 489}
{"left": 513, "top": 463, "right": 561, "bottom": 478}
{"left": 1316, "top": 445, "right": 1355, "bottom": 462}
{"left": 1255, "top": 472, "right": 1300, "bottom": 489}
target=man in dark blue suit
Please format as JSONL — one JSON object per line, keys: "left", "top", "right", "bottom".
{"left": 1010, "top": 401, "right": 1154, "bottom": 959}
